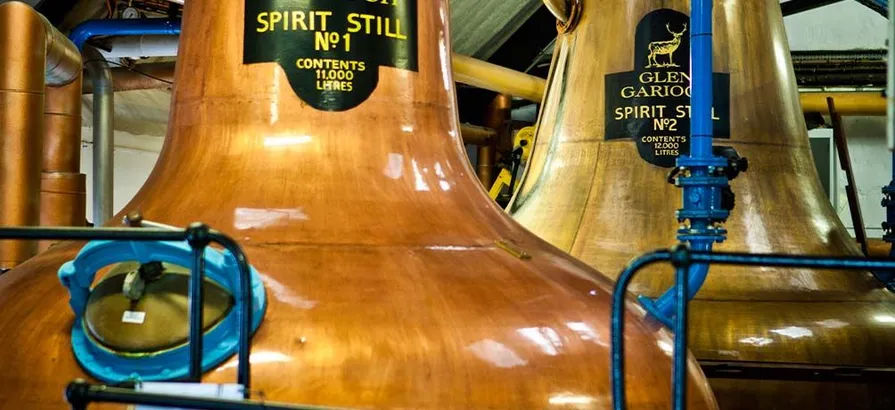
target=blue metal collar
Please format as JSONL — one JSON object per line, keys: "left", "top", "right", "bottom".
{"left": 59, "top": 239, "right": 266, "bottom": 383}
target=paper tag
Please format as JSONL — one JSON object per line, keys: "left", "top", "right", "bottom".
{"left": 135, "top": 382, "right": 244, "bottom": 410}
{"left": 121, "top": 310, "right": 146, "bottom": 324}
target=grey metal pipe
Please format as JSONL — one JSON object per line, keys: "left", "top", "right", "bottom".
{"left": 98, "top": 35, "right": 179, "bottom": 59}
{"left": 83, "top": 46, "right": 114, "bottom": 227}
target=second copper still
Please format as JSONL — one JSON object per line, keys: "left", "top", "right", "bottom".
{"left": 509, "top": 0, "right": 895, "bottom": 408}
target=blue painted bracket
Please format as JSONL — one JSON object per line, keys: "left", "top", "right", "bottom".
{"left": 58, "top": 240, "right": 266, "bottom": 383}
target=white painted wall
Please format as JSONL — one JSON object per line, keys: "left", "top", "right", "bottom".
{"left": 831, "top": 118, "right": 890, "bottom": 239}
{"left": 79, "top": 127, "right": 162, "bottom": 225}
{"left": 783, "top": 1, "right": 888, "bottom": 50}
{"left": 783, "top": 3, "right": 891, "bottom": 239}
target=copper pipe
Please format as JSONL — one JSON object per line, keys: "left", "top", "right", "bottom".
{"left": 476, "top": 145, "right": 495, "bottom": 186}
{"left": 489, "top": 94, "right": 513, "bottom": 152}
{"left": 801, "top": 92, "right": 886, "bottom": 116}
{"left": 82, "top": 62, "right": 174, "bottom": 94}
{"left": 38, "top": 173, "right": 85, "bottom": 251}
{"left": 41, "top": 67, "right": 85, "bottom": 239}
{"left": 460, "top": 124, "right": 497, "bottom": 146}
{"left": 452, "top": 53, "right": 547, "bottom": 102}
{"left": 477, "top": 94, "right": 512, "bottom": 186}
{"left": 0, "top": 1, "right": 80, "bottom": 269}
{"left": 44, "top": 76, "right": 82, "bottom": 174}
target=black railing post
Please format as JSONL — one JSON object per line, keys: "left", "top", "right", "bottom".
{"left": 185, "top": 223, "right": 211, "bottom": 381}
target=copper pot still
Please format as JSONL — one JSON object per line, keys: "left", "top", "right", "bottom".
{"left": 509, "top": 0, "right": 895, "bottom": 408}
{"left": 0, "top": 0, "right": 719, "bottom": 408}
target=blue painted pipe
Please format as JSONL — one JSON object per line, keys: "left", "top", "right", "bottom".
{"left": 70, "top": 19, "right": 181, "bottom": 51}
{"left": 638, "top": 241, "right": 710, "bottom": 327}
{"left": 690, "top": 0, "right": 714, "bottom": 160}
{"left": 639, "top": 0, "right": 725, "bottom": 327}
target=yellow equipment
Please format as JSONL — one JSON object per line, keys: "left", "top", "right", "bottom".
{"left": 489, "top": 126, "right": 535, "bottom": 203}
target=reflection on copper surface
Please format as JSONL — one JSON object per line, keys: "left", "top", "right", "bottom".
{"left": 770, "top": 326, "right": 814, "bottom": 339}
{"left": 657, "top": 339, "right": 673, "bottom": 356}
{"left": 383, "top": 153, "right": 404, "bottom": 180}
{"left": 739, "top": 337, "right": 774, "bottom": 347}
{"left": 517, "top": 327, "right": 563, "bottom": 356}
{"left": 548, "top": 393, "right": 598, "bottom": 406}
{"left": 263, "top": 136, "right": 312, "bottom": 147}
{"left": 260, "top": 275, "right": 317, "bottom": 310}
{"left": 234, "top": 208, "right": 309, "bottom": 230}
{"left": 215, "top": 351, "right": 292, "bottom": 372}
{"left": 873, "top": 314, "right": 895, "bottom": 324}
{"left": 411, "top": 159, "right": 430, "bottom": 192}
{"left": 465, "top": 340, "right": 527, "bottom": 369}
{"left": 815, "top": 319, "right": 849, "bottom": 329}
{"left": 565, "top": 322, "right": 604, "bottom": 346}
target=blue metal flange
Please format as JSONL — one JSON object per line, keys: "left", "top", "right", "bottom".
{"left": 58, "top": 240, "right": 267, "bottom": 383}
{"left": 637, "top": 0, "right": 745, "bottom": 329}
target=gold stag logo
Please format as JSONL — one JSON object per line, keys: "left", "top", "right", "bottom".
{"left": 646, "top": 23, "right": 687, "bottom": 68}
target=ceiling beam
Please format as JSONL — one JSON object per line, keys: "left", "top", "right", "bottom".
{"left": 450, "top": 0, "right": 542, "bottom": 59}
{"left": 781, "top": 0, "right": 845, "bottom": 17}
{"left": 854, "top": 0, "right": 888, "bottom": 17}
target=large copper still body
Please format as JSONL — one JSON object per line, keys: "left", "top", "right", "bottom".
{"left": 0, "top": 1, "right": 718, "bottom": 408}
{"left": 509, "top": 0, "right": 895, "bottom": 408}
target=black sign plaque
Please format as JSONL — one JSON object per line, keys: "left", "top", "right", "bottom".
{"left": 604, "top": 9, "right": 730, "bottom": 168}
{"left": 244, "top": 0, "right": 418, "bottom": 111}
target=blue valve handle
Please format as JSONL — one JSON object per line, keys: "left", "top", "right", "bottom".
{"left": 58, "top": 239, "right": 266, "bottom": 383}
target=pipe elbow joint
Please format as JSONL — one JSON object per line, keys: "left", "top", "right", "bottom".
{"left": 43, "top": 23, "right": 81, "bottom": 87}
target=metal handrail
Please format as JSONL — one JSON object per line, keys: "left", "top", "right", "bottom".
{"left": 0, "top": 225, "right": 253, "bottom": 401}
{"left": 611, "top": 246, "right": 895, "bottom": 410}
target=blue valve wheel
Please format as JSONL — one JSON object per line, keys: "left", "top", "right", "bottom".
{"left": 58, "top": 240, "right": 266, "bottom": 383}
